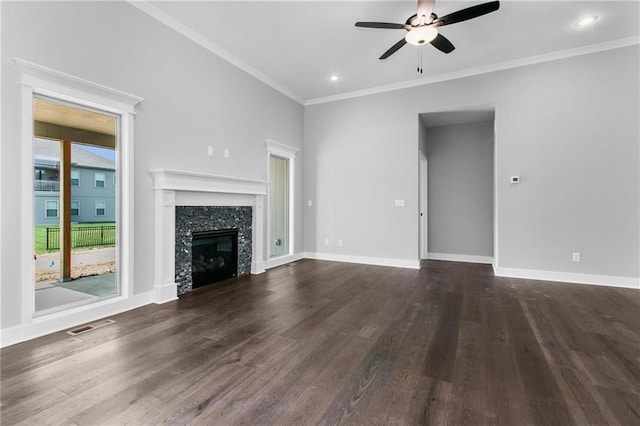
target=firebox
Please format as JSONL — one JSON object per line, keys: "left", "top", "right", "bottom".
{"left": 191, "top": 229, "right": 238, "bottom": 289}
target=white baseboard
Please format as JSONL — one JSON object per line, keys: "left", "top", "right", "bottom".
{"left": 266, "top": 252, "right": 304, "bottom": 269}
{"left": 427, "top": 252, "right": 494, "bottom": 264}
{"left": 493, "top": 266, "right": 640, "bottom": 290}
{"left": 1, "top": 291, "right": 154, "bottom": 348}
{"left": 303, "top": 252, "right": 420, "bottom": 269}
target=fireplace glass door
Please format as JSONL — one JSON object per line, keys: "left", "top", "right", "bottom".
{"left": 191, "top": 229, "right": 238, "bottom": 288}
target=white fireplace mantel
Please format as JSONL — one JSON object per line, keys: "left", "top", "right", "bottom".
{"left": 150, "top": 168, "right": 268, "bottom": 304}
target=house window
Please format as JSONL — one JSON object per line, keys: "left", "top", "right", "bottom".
{"left": 71, "top": 200, "right": 79, "bottom": 217}
{"left": 71, "top": 170, "right": 80, "bottom": 186}
{"left": 95, "top": 200, "right": 106, "bottom": 216}
{"left": 95, "top": 172, "right": 105, "bottom": 188}
{"left": 265, "top": 140, "right": 298, "bottom": 261}
{"left": 45, "top": 200, "right": 59, "bottom": 218}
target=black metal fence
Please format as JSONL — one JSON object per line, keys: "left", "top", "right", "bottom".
{"left": 46, "top": 225, "right": 116, "bottom": 250}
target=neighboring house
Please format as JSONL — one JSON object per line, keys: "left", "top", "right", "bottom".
{"left": 33, "top": 138, "right": 115, "bottom": 225}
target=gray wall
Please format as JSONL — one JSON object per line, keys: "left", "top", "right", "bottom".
{"left": 304, "top": 46, "right": 639, "bottom": 279}
{"left": 1, "top": 2, "right": 304, "bottom": 330}
{"left": 425, "top": 121, "right": 494, "bottom": 257}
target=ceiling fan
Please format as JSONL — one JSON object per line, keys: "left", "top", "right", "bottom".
{"left": 355, "top": 0, "right": 500, "bottom": 60}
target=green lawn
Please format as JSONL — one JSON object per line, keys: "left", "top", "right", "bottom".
{"left": 34, "top": 222, "right": 116, "bottom": 254}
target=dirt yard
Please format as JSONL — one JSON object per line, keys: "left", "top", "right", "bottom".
{"left": 34, "top": 247, "right": 116, "bottom": 283}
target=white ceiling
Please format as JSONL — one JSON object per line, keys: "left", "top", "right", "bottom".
{"left": 145, "top": 1, "right": 639, "bottom": 104}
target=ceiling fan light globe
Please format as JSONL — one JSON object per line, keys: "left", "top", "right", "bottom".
{"left": 405, "top": 26, "right": 438, "bottom": 46}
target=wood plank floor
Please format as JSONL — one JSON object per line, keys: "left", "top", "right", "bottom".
{"left": 1, "top": 260, "right": 639, "bottom": 425}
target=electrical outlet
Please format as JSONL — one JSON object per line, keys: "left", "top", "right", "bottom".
{"left": 338, "top": 239, "right": 343, "bottom": 247}
{"left": 308, "top": 200, "right": 313, "bottom": 207}
{"left": 324, "top": 238, "right": 329, "bottom": 246}
{"left": 224, "top": 149, "right": 230, "bottom": 158}
{"left": 207, "top": 146, "right": 214, "bottom": 156}
{"left": 572, "top": 252, "right": 581, "bottom": 263}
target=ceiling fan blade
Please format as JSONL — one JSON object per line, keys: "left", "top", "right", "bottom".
{"left": 355, "top": 22, "right": 408, "bottom": 30}
{"left": 433, "top": 1, "right": 500, "bottom": 27}
{"left": 417, "top": 0, "right": 435, "bottom": 20}
{"left": 430, "top": 33, "right": 455, "bottom": 53}
{"left": 379, "top": 38, "right": 407, "bottom": 59}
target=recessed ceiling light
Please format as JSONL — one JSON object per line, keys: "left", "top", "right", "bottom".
{"left": 575, "top": 15, "right": 598, "bottom": 27}
{"left": 329, "top": 75, "right": 340, "bottom": 82}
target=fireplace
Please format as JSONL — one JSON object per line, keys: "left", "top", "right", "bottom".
{"left": 191, "top": 229, "right": 238, "bottom": 288}
{"left": 150, "top": 168, "right": 267, "bottom": 303}
{"left": 175, "top": 205, "right": 253, "bottom": 295}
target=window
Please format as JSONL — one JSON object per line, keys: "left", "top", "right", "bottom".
{"left": 95, "top": 200, "right": 106, "bottom": 216}
{"left": 265, "top": 140, "right": 298, "bottom": 261}
{"left": 71, "top": 200, "right": 79, "bottom": 216}
{"left": 71, "top": 170, "right": 80, "bottom": 186}
{"left": 45, "top": 200, "right": 59, "bottom": 218}
{"left": 95, "top": 172, "right": 105, "bottom": 188}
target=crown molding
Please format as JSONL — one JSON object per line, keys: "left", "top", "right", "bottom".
{"left": 305, "top": 36, "right": 640, "bottom": 106}
{"left": 127, "top": 1, "right": 305, "bottom": 105}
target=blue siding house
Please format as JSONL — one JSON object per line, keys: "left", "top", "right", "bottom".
{"left": 34, "top": 138, "right": 116, "bottom": 225}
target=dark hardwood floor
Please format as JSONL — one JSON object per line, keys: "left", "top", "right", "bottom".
{"left": 1, "top": 260, "right": 639, "bottom": 425}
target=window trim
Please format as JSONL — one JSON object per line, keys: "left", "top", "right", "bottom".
{"left": 265, "top": 139, "right": 298, "bottom": 267}
{"left": 16, "top": 57, "right": 142, "bottom": 340}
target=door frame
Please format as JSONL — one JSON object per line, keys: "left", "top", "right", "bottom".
{"left": 419, "top": 151, "right": 428, "bottom": 260}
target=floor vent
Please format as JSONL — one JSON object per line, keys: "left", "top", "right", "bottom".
{"left": 66, "top": 319, "right": 116, "bottom": 336}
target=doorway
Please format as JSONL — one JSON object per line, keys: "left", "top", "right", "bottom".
{"left": 33, "top": 96, "right": 119, "bottom": 314}
{"left": 419, "top": 153, "right": 428, "bottom": 260}
{"left": 419, "top": 108, "right": 496, "bottom": 265}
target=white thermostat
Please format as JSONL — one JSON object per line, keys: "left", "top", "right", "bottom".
{"left": 510, "top": 176, "right": 520, "bottom": 184}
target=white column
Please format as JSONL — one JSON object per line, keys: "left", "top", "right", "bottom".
{"left": 153, "top": 189, "right": 178, "bottom": 303}
{"left": 252, "top": 194, "right": 266, "bottom": 273}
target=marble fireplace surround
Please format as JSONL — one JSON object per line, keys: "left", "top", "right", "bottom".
{"left": 150, "top": 169, "right": 267, "bottom": 303}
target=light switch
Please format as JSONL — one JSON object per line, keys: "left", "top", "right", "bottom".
{"left": 394, "top": 199, "right": 406, "bottom": 207}
{"left": 224, "top": 149, "right": 230, "bottom": 158}
{"left": 510, "top": 176, "right": 520, "bottom": 184}
{"left": 307, "top": 200, "right": 313, "bottom": 207}
{"left": 207, "top": 146, "right": 213, "bottom": 156}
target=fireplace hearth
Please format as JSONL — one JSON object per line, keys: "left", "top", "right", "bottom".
{"left": 191, "top": 229, "right": 238, "bottom": 289}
